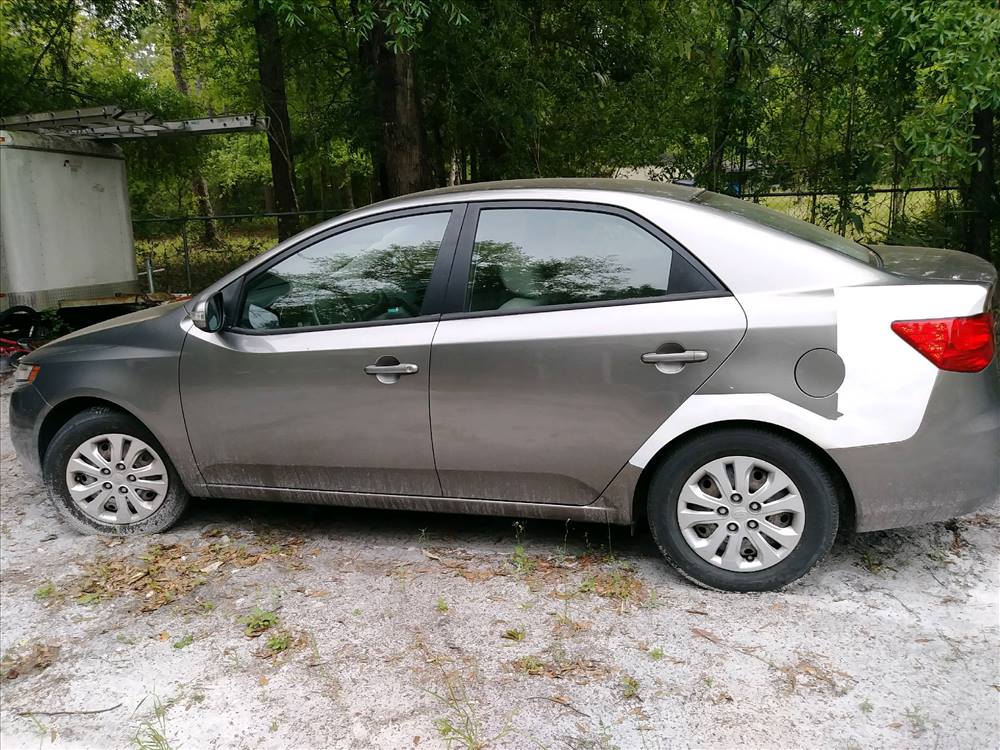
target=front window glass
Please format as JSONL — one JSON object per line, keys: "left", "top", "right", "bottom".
{"left": 465, "top": 208, "right": 713, "bottom": 312}
{"left": 240, "top": 212, "right": 450, "bottom": 329}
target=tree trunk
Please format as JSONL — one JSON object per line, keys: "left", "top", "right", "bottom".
{"left": 252, "top": 0, "right": 299, "bottom": 240}
{"left": 964, "top": 108, "right": 995, "bottom": 262}
{"left": 167, "top": 0, "right": 219, "bottom": 245}
{"left": 704, "top": 0, "right": 747, "bottom": 191}
{"left": 363, "top": 21, "right": 430, "bottom": 198}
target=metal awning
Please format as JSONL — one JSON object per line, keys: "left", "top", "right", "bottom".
{"left": 0, "top": 105, "right": 266, "bottom": 140}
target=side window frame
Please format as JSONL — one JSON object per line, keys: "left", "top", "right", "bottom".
{"left": 229, "top": 203, "right": 467, "bottom": 335}
{"left": 440, "top": 200, "right": 729, "bottom": 318}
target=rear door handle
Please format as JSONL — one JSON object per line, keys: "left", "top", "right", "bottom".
{"left": 364, "top": 363, "right": 419, "bottom": 375}
{"left": 641, "top": 350, "right": 708, "bottom": 364}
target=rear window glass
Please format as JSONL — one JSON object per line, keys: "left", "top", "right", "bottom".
{"left": 694, "top": 191, "right": 875, "bottom": 264}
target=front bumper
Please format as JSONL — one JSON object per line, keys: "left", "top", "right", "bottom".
{"left": 832, "top": 366, "right": 1000, "bottom": 532}
{"left": 8, "top": 384, "right": 48, "bottom": 482}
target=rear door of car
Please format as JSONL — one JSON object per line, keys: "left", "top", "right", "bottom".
{"left": 428, "top": 201, "right": 748, "bottom": 505}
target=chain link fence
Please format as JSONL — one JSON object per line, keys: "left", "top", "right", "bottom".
{"left": 132, "top": 209, "right": 347, "bottom": 294}
{"left": 133, "top": 186, "right": 965, "bottom": 295}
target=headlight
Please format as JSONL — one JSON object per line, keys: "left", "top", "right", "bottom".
{"left": 13, "top": 362, "right": 39, "bottom": 385}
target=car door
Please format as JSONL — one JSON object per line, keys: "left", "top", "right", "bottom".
{"left": 428, "top": 201, "right": 747, "bottom": 505}
{"left": 179, "top": 206, "right": 464, "bottom": 497}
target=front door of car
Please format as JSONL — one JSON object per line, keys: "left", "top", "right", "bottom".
{"left": 180, "top": 207, "right": 464, "bottom": 496}
{"left": 429, "top": 202, "right": 747, "bottom": 505}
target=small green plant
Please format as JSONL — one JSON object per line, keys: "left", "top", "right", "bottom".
{"left": 171, "top": 634, "right": 194, "bottom": 649}
{"left": 857, "top": 550, "right": 887, "bottom": 574}
{"left": 514, "top": 655, "right": 545, "bottom": 676}
{"left": 38, "top": 308, "right": 69, "bottom": 337}
{"left": 501, "top": 628, "right": 526, "bottom": 642}
{"left": 266, "top": 632, "right": 293, "bottom": 653}
{"left": 649, "top": 647, "right": 664, "bottom": 662}
{"left": 579, "top": 574, "right": 597, "bottom": 593}
{"left": 269, "top": 719, "right": 279, "bottom": 733}
{"left": 352, "top": 608, "right": 362, "bottom": 616}
{"left": 428, "top": 669, "right": 513, "bottom": 750}
{"left": 904, "top": 706, "right": 928, "bottom": 736}
{"left": 34, "top": 582, "right": 56, "bottom": 600}
{"left": 198, "top": 600, "right": 216, "bottom": 613}
{"left": 511, "top": 545, "right": 535, "bottom": 575}
{"left": 860, "top": 698, "right": 874, "bottom": 714}
{"left": 436, "top": 597, "right": 449, "bottom": 613}
{"left": 239, "top": 607, "right": 280, "bottom": 637}
{"left": 621, "top": 676, "right": 640, "bottom": 700}
{"left": 132, "top": 696, "right": 173, "bottom": 750}
{"left": 641, "top": 590, "right": 663, "bottom": 610}
{"left": 76, "top": 592, "right": 102, "bottom": 605}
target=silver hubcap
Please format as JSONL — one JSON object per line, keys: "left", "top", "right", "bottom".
{"left": 676, "top": 456, "right": 805, "bottom": 572}
{"left": 64, "top": 433, "right": 168, "bottom": 524}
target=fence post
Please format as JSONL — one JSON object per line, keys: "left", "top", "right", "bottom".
{"left": 181, "top": 219, "right": 192, "bottom": 292}
{"left": 145, "top": 253, "right": 155, "bottom": 293}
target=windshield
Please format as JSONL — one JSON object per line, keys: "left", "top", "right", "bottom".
{"left": 693, "top": 191, "right": 876, "bottom": 265}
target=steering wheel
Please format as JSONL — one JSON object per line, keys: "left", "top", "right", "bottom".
{"left": 360, "top": 289, "right": 419, "bottom": 320}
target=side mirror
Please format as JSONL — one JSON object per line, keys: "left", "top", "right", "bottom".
{"left": 191, "top": 292, "right": 225, "bottom": 333}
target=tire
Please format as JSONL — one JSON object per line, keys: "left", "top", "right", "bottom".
{"left": 0, "top": 305, "right": 38, "bottom": 340}
{"left": 647, "top": 427, "right": 839, "bottom": 592}
{"left": 43, "top": 407, "right": 189, "bottom": 535}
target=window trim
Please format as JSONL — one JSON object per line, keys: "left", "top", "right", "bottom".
{"left": 229, "top": 204, "right": 467, "bottom": 335}
{"left": 441, "top": 200, "right": 729, "bottom": 317}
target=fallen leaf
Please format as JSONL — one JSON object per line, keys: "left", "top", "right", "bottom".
{"left": 259, "top": 675, "right": 269, "bottom": 686}
{"left": 691, "top": 627, "right": 722, "bottom": 644}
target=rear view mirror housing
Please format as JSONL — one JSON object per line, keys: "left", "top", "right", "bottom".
{"left": 190, "top": 292, "right": 225, "bottom": 332}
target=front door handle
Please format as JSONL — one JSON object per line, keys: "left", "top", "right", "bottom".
{"left": 641, "top": 350, "right": 708, "bottom": 364}
{"left": 365, "top": 355, "right": 419, "bottom": 384}
{"left": 364, "top": 363, "right": 419, "bottom": 376}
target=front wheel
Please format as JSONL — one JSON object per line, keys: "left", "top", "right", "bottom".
{"left": 43, "top": 407, "right": 189, "bottom": 535}
{"left": 647, "top": 428, "right": 839, "bottom": 592}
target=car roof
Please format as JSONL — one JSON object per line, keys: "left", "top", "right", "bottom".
{"left": 373, "top": 178, "right": 704, "bottom": 208}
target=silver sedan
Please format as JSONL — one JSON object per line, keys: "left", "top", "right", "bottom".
{"left": 9, "top": 179, "right": 999, "bottom": 591}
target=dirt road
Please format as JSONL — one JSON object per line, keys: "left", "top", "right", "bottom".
{"left": 1, "top": 383, "right": 998, "bottom": 749}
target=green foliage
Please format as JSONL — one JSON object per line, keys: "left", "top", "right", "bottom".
{"left": 265, "top": 631, "right": 293, "bottom": 653}
{"left": 2, "top": 0, "right": 995, "bottom": 260}
{"left": 852, "top": 0, "right": 1000, "bottom": 181}
{"left": 239, "top": 607, "right": 280, "bottom": 637}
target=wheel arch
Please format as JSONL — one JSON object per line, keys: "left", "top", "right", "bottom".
{"left": 38, "top": 397, "right": 170, "bottom": 469}
{"left": 630, "top": 419, "right": 857, "bottom": 533}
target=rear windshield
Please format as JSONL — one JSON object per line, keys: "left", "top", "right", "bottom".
{"left": 694, "top": 191, "right": 875, "bottom": 265}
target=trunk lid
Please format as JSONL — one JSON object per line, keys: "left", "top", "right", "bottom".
{"left": 871, "top": 244, "right": 997, "bottom": 285}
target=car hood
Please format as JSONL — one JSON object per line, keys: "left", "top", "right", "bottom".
{"left": 871, "top": 244, "right": 997, "bottom": 285}
{"left": 27, "top": 301, "right": 190, "bottom": 362}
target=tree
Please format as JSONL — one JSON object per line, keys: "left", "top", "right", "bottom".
{"left": 166, "top": 0, "right": 219, "bottom": 244}
{"left": 852, "top": 0, "right": 1000, "bottom": 260}
{"left": 252, "top": 0, "right": 300, "bottom": 240}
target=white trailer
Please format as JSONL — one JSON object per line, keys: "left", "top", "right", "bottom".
{"left": 0, "top": 129, "right": 140, "bottom": 311}
{"left": 0, "top": 107, "right": 265, "bottom": 317}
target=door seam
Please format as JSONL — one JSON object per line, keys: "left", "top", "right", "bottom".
{"left": 427, "top": 317, "right": 444, "bottom": 495}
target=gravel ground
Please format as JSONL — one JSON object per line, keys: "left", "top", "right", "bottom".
{"left": 1, "top": 381, "right": 998, "bottom": 750}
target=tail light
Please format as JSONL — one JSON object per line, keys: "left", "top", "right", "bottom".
{"left": 891, "top": 312, "right": 995, "bottom": 373}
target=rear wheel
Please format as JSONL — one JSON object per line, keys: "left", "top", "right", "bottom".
{"left": 43, "top": 407, "right": 189, "bottom": 535}
{"left": 647, "top": 428, "right": 839, "bottom": 591}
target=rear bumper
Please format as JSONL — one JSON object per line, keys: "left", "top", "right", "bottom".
{"left": 8, "top": 384, "right": 47, "bottom": 482}
{"left": 832, "top": 366, "right": 1000, "bottom": 532}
